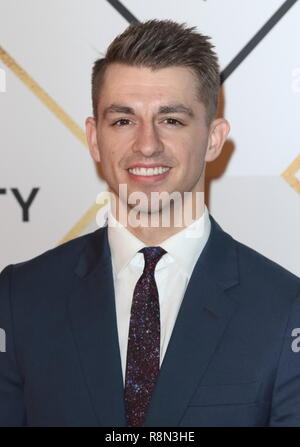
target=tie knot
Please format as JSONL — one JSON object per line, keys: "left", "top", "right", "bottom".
{"left": 138, "top": 246, "right": 167, "bottom": 272}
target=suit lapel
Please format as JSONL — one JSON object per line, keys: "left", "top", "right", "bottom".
{"left": 68, "top": 226, "right": 127, "bottom": 427}
{"left": 143, "top": 215, "right": 240, "bottom": 426}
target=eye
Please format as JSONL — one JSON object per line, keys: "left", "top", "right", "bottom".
{"left": 163, "top": 118, "right": 183, "bottom": 126}
{"left": 112, "top": 118, "right": 132, "bottom": 127}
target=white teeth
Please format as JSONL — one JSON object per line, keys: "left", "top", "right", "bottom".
{"left": 128, "top": 166, "right": 170, "bottom": 176}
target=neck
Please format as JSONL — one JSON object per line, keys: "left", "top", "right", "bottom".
{"left": 108, "top": 189, "right": 205, "bottom": 246}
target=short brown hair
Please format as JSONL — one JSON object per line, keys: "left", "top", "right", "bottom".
{"left": 91, "top": 19, "right": 220, "bottom": 125}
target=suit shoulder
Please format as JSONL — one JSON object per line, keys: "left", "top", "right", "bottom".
{"left": 233, "top": 236, "right": 300, "bottom": 294}
{"left": 0, "top": 227, "right": 105, "bottom": 281}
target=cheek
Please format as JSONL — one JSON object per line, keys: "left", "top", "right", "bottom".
{"left": 98, "top": 140, "right": 117, "bottom": 165}
{"left": 100, "top": 131, "right": 129, "bottom": 162}
{"left": 99, "top": 146, "right": 126, "bottom": 184}
{"left": 176, "top": 136, "right": 206, "bottom": 167}
{"left": 189, "top": 132, "right": 208, "bottom": 161}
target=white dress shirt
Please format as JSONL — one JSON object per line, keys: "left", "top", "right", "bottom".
{"left": 105, "top": 203, "right": 211, "bottom": 385}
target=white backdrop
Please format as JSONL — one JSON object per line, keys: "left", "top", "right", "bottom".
{"left": 0, "top": 0, "right": 299, "bottom": 275}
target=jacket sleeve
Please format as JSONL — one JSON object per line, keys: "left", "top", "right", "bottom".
{"left": 0, "top": 265, "right": 27, "bottom": 426}
{"left": 269, "top": 290, "right": 300, "bottom": 426}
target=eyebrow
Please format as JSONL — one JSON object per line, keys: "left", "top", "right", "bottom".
{"left": 103, "top": 103, "right": 195, "bottom": 119}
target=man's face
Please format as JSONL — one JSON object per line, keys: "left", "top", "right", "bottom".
{"left": 86, "top": 63, "right": 228, "bottom": 214}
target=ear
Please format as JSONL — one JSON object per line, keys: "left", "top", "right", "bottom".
{"left": 204, "top": 118, "right": 230, "bottom": 162}
{"left": 85, "top": 116, "right": 101, "bottom": 163}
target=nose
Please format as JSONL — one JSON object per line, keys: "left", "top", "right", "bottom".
{"left": 132, "top": 121, "right": 164, "bottom": 156}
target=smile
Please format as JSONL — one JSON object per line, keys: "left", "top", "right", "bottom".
{"left": 127, "top": 166, "right": 172, "bottom": 184}
{"left": 128, "top": 166, "right": 170, "bottom": 176}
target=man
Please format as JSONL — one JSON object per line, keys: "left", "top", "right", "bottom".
{"left": 0, "top": 19, "right": 300, "bottom": 427}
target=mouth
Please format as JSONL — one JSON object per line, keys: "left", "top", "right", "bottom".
{"left": 126, "top": 166, "right": 172, "bottom": 184}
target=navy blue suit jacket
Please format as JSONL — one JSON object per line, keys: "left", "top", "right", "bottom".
{"left": 0, "top": 214, "right": 300, "bottom": 427}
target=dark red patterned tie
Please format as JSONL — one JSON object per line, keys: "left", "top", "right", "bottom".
{"left": 124, "top": 246, "right": 167, "bottom": 427}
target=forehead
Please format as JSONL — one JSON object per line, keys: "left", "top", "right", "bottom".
{"left": 98, "top": 63, "right": 199, "bottom": 106}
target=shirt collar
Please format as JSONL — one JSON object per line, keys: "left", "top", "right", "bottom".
{"left": 106, "top": 203, "right": 211, "bottom": 279}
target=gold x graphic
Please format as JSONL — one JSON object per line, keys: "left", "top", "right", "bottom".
{"left": 0, "top": 46, "right": 107, "bottom": 245}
